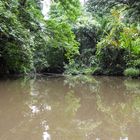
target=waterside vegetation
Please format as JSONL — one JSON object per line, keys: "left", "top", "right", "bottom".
{"left": 0, "top": 0, "right": 140, "bottom": 78}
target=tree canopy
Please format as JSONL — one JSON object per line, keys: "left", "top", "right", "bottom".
{"left": 0, "top": 0, "right": 81, "bottom": 74}
{"left": 0, "top": 0, "right": 139, "bottom": 77}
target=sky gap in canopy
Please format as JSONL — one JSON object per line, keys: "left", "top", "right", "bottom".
{"left": 41, "top": 0, "right": 88, "bottom": 19}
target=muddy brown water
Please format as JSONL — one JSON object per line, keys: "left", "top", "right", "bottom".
{"left": 0, "top": 76, "right": 140, "bottom": 140}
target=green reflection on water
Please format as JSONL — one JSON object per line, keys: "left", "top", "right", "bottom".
{"left": 0, "top": 76, "right": 140, "bottom": 140}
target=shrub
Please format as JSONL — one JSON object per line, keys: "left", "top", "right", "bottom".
{"left": 92, "top": 67, "right": 103, "bottom": 75}
{"left": 96, "top": 46, "right": 128, "bottom": 75}
{"left": 124, "top": 68, "right": 140, "bottom": 78}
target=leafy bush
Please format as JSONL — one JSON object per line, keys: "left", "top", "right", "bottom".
{"left": 96, "top": 46, "right": 128, "bottom": 75}
{"left": 44, "top": 47, "right": 67, "bottom": 73}
{"left": 124, "top": 68, "right": 140, "bottom": 77}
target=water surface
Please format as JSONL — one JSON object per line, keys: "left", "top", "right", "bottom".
{"left": 0, "top": 76, "right": 140, "bottom": 140}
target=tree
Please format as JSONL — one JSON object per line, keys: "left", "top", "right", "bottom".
{"left": 86, "top": 0, "right": 140, "bottom": 21}
{"left": 0, "top": 0, "right": 81, "bottom": 74}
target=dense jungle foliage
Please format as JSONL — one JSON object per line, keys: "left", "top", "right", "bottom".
{"left": 0, "top": 0, "right": 140, "bottom": 77}
{"left": 0, "top": 0, "right": 80, "bottom": 74}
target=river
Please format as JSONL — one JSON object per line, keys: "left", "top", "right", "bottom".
{"left": 0, "top": 75, "right": 140, "bottom": 140}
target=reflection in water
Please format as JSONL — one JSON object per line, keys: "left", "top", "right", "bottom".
{"left": 124, "top": 79, "right": 140, "bottom": 94}
{"left": 0, "top": 76, "right": 140, "bottom": 140}
{"left": 120, "top": 137, "right": 128, "bottom": 140}
{"left": 41, "top": 120, "right": 51, "bottom": 140}
{"left": 29, "top": 105, "right": 40, "bottom": 114}
{"left": 43, "top": 131, "right": 51, "bottom": 140}
{"left": 65, "top": 91, "right": 81, "bottom": 116}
